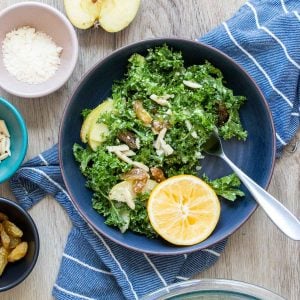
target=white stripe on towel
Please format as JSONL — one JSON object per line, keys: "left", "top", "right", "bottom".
{"left": 21, "top": 167, "right": 139, "bottom": 300}
{"left": 54, "top": 284, "right": 96, "bottom": 300}
{"left": 291, "top": 112, "right": 300, "bottom": 117}
{"left": 276, "top": 133, "right": 287, "bottom": 145}
{"left": 176, "top": 276, "right": 189, "bottom": 281}
{"left": 88, "top": 225, "right": 139, "bottom": 300}
{"left": 293, "top": 11, "right": 300, "bottom": 22}
{"left": 246, "top": 2, "right": 300, "bottom": 69}
{"left": 223, "top": 22, "right": 293, "bottom": 108}
{"left": 39, "top": 154, "right": 49, "bottom": 166}
{"left": 280, "top": 0, "right": 288, "bottom": 13}
{"left": 202, "top": 249, "right": 221, "bottom": 257}
{"left": 144, "top": 253, "right": 168, "bottom": 289}
{"left": 63, "top": 253, "right": 112, "bottom": 275}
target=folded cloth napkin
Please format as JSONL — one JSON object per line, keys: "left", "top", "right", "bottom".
{"left": 200, "top": 0, "right": 300, "bottom": 152}
{"left": 11, "top": 145, "right": 227, "bottom": 300}
{"left": 10, "top": 0, "right": 300, "bottom": 299}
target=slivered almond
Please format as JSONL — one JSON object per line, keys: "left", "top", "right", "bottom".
{"left": 191, "top": 131, "right": 198, "bottom": 138}
{"left": 135, "top": 137, "right": 141, "bottom": 149}
{"left": 114, "top": 150, "right": 133, "bottom": 164}
{"left": 183, "top": 80, "right": 202, "bottom": 89}
{"left": 108, "top": 147, "right": 149, "bottom": 172}
{"left": 0, "top": 121, "right": 10, "bottom": 162}
{"left": 154, "top": 127, "right": 167, "bottom": 150}
{"left": 132, "top": 161, "right": 149, "bottom": 172}
{"left": 150, "top": 94, "right": 173, "bottom": 106}
{"left": 107, "top": 144, "right": 130, "bottom": 152}
{"left": 160, "top": 139, "right": 174, "bottom": 156}
{"left": 123, "top": 150, "right": 136, "bottom": 157}
{"left": 5, "top": 138, "right": 11, "bottom": 156}
{"left": 185, "top": 120, "right": 198, "bottom": 138}
{"left": 185, "top": 120, "right": 192, "bottom": 131}
{"left": 153, "top": 127, "right": 174, "bottom": 156}
{"left": 0, "top": 120, "right": 10, "bottom": 137}
{"left": 0, "top": 153, "right": 9, "bottom": 161}
{"left": 0, "top": 139, "right": 5, "bottom": 154}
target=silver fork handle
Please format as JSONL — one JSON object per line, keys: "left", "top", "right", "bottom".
{"left": 221, "top": 153, "right": 300, "bottom": 240}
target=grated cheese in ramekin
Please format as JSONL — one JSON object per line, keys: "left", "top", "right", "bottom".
{"left": 2, "top": 26, "right": 63, "bottom": 84}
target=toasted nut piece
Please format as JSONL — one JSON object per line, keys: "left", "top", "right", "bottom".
{"left": 0, "top": 212, "right": 8, "bottom": 222}
{"left": 150, "top": 167, "right": 166, "bottom": 183}
{"left": 0, "top": 247, "right": 8, "bottom": 276}
{"left": 8, "top": 242, "right": 28, "bottom": 263}
{"left": 117, "top": 130, "right": 138, "bottom": 150}
{"left": 133, "top": 101, "right": 153, "bottom": 125}
{"left": 0, "top": 226, "right": 10, "bottom": 249}
{"left": 8, "top": 236, "right": 21, "bottom": 249}
{"left": 3, "top": 221, "right": 23, "bottom": 238}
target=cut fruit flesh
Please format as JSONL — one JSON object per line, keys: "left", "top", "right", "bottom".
{"left": 147, "top": 175, "right": 221, "bottom": 246}
{"left": 64, "top": 0, "right": 141, "bottom": 32}
{"left": 64, "top": 0, "right": 102, "bottom": 29}
{"left": 98, "top": 0, "right": 141, "bottom": 33}
{"left": 109, "top": 179, "right": 158, "bottom": 210}
{"left": 88, "top": 123, "right": 110, "bottom": 151}
{"left": 80, "top": 99, "right": 114, "bottom": 146}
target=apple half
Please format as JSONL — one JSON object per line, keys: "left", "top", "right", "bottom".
{"left": 64, "top": 0, "right": 141, "bottom": 32}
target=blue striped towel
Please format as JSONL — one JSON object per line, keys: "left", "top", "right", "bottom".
{"left": 200, "top": 0, "right": 300, "bottom": 151}
{"left": 10, "top": 0, "right": 300, "bottom": 299}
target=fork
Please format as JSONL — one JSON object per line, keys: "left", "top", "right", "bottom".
{"left": 203, "top": 130, "right": 300, "bottom": 240}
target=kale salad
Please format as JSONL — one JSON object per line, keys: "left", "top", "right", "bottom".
{"left": 73, "top": 45, "right": 247, "bottom": 238}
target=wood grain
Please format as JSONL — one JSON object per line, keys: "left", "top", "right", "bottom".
{"left": 0, "top": 0, "right": 299, "bottom": 299}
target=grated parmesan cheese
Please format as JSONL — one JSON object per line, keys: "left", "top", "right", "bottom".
{"left": 2, "top": 26, "right": 63, "bottom": 84}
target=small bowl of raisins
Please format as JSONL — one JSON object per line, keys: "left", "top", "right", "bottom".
{"left": 0, "top": 197, "right": 39, "bottom": 291}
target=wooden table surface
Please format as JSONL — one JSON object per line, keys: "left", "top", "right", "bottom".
{"left": 0, "top": 0, "right": 299, "bottom": 299}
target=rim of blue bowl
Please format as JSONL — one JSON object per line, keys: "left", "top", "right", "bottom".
{"left": 0, "top": 97, "right": 28, "bottom": 183}
{"left": 59, "top": 38, "right": 276, "bottom": 255}
{"left": 0, "top": 197, "right": 40, "bottom": 292}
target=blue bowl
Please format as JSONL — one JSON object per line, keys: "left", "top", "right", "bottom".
{"left": 59, "top": 38, "right": 276, "bottom": 255}
{"left": 0, "top": 97, "right": 28, "bottom": 183}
